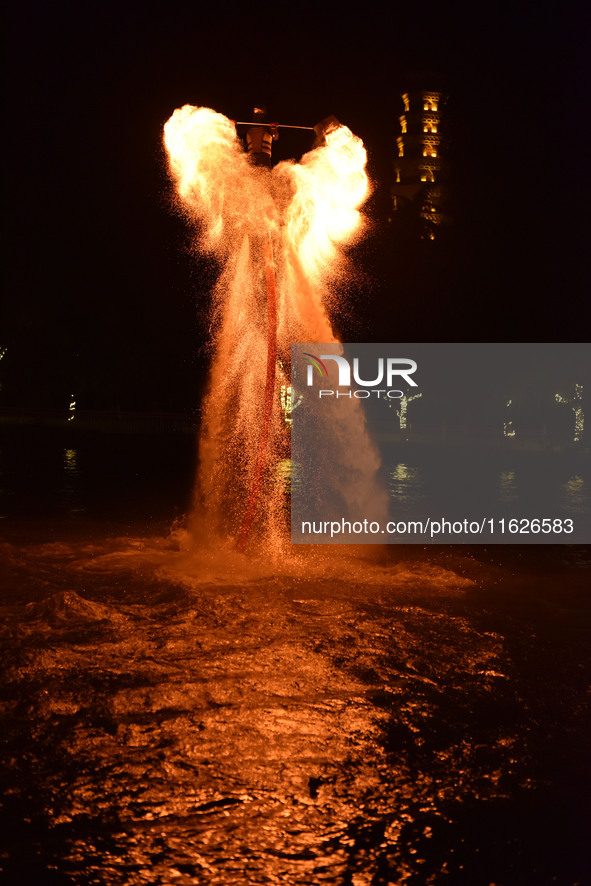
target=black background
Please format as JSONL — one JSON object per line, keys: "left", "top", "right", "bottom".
{"left": 4, "top": 0, "right": 588, "bottom": 412}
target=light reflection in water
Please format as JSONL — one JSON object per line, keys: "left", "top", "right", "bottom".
{"left": 498, "top": 469, "right": 518, "bottom": 503}
{"left": 273, "top": 458, "right": 303, "bottom": 493}
{"left": 0, "top": 537, "right": 588, "bottom": 884}
{"left": 388, "top": 463, "right": 425, "bottom": 505}
{"left": 0, "top": 540, "right": 513, "bottom": 886}
{"left": 561, "top": 474, "right": 586, "bottom": 512}
{"left": 63, "top": 448, "right": 78, "bottom": 475}
{"left": 61, "top": 447, "right": 84, "bottom": 515}
{"left": 273, "top": 458, "right": 292, "bottom": 482}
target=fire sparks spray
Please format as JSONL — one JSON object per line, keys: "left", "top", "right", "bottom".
{"left": 163, "top": 106, "right": 371, "bottom": 553}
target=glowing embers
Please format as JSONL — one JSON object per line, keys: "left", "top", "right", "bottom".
{"left": 288, "top": 123, "right": 369, "bottom": 280}
{"left": 163, "top": 107, "right": 249, "bottom": 230}
{"left": 163, "top": 106, "right": 370, "bottom": 548}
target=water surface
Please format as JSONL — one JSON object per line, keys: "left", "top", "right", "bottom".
{"left": 0, "top": 427, "right": 589, "bottom": 884}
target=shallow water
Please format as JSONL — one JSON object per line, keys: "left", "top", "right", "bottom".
{"left": 1, "top": 532, "right": 589, "bottom": 885}
{"left": 0, "top": 428, "right": 589, "bottom": 884}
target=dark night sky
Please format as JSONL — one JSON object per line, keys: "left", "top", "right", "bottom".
{"left": 3, "top": 1, "right": 589, "bottom": 411}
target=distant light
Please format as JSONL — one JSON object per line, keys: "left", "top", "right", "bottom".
{"left": 555, "top": 384, "right": 584, "bottom": 442}
{"left": 63, "top": 448, "right": 78, "bottom": 472}
{"left": 504, "top": 399, "right": 515, "bottom": 437}
{"left": 280, "top": 385, "right": 303, "bottom": 426}
{"left": 388, "top": 392, "right": 422, "bottom": 429}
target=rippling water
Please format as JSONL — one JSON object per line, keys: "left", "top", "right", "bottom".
{"left": 0, "top": 428, "right": 589, "bottom": 884}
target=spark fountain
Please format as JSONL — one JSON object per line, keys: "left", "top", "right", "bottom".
{"left": 163, "top": 105, "right": 381, "bottom": 555}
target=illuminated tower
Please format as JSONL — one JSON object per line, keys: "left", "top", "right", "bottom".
{"left": 391, "top": 87, "right": 448, "bottom": 238}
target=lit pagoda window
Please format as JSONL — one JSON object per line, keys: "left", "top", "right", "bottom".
{"left": 402, "top": 93, "right": 410, "bottom": 112}
{"left": 397, "top": 137, "right": 404, "bottom": 157}
{"left": 399, "top": 116, "right": 407, "bottom": 134}
{"left": 422, "top": 136, "right": 440, "bottom": 158}
{"left": 423, "top": 94, "right": 440, "bottom": 112}
{"left": 420, "top": 166, "right": 435, "bottom": 183}
{"left": 422, "top": 116, "right": 438, "bottom": 133}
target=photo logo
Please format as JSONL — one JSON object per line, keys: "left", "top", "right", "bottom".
{"left": 303, "top": 353, "right": 329, "bottom": 383}
{"left": 304, "top": 352, "right": 418, "bottom": 399}
{"left": 303, "top": 353, "right": 418, "bottom": 400}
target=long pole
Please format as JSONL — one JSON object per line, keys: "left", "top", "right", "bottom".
{"left": 234, "top": 122, "right": 314, "bottom": 130}
{"left": 236, "top": 234, "right": 278, "bottom": 551}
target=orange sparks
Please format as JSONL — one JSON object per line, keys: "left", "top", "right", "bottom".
{"left": 163, "top": 105, "right": 371, "bottom": 552}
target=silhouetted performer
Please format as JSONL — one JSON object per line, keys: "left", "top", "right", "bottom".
{"left": 246, "top": 107, "right": 278, "bottom": 167}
